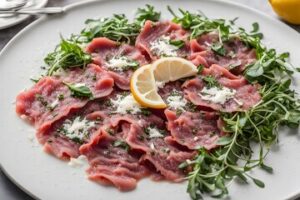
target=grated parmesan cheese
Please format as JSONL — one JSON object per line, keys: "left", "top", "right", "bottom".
{"left": 166, "top": 91, "right": 187, "bottom": 111}
{"left": 61, "top": 117, "right": 95, "bottom": 141}
{"left": 49, "top": 99, "right": 59, "bottom": 109}
{"left": 199, "top": 86, "right": 236, "bottom": 104}
{"left": 147, "top": 127, "right": 164, "bottom": 138}
{"left": 150, "top": 143, "right": 156, "bottom": 150}
{"left": 68, "top": 155, "right": 88, "bottom": 168}
{"left": 111, "top": 94, "right": 142, "bottom": 114}
{"left": 106, "top": 56, "right": 134, "bottom": 71}
{"left": 150, "top": 35, "right": 178, "bottom": 57}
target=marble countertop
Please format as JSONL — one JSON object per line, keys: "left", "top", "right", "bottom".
{"left": 0, "top": 0, "right": 299, "bottom": 199}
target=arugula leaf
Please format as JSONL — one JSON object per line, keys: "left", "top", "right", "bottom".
{"left": 169, "top": 40, "right": 185, "bottom": 48}
{"left": 211, "top": 42, "right": 226, "bottom": 56}
{"left": 135, "top": 4, "right": 161, "bottom": 24}
{"left": 75, "top": 5, "right": 161, "bottom": 44}
{"left": 79, "top": 14, "right": 140, "bottom": 44}
{"left": 216, "top": 136, "right": 232, "bottom": 146}
{"left": 168, "top": 6, "right": 231, "bottom": 41}
{"left": 245, "top": 61, "right": 264, "bottom": 78}
{"left": 64, "top": 82, "right": 93, "bottom": 98}
{"left": 45, "top": 38, "right": 91, "bottom": 75}
{"left": 245, "top": 50, "right": 294, "bottom": 84}
{"left": 197, "top": 64, "right": 204, "bottom": 74}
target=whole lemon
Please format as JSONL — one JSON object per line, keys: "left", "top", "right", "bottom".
{"left": 269, "top": 0, "right": 300, "bottom": 24}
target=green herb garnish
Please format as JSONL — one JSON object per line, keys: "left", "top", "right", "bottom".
{"left": 106, "top": 128, "right": 115, "bottom": 136}
{"left": 123, "top": 60, "right": 139, "bottom": 71}
{"left": 64, "top": 82, "right": 93, "bottom": 98}
{"left": 141, "top": 108, "right": 152, "bottom": 116}
{"left": 168, "top": 6, "right": 230, "bottom": 41}
{"left": 73, "top": 5, "right": 160, "bottom": 45}
{"left": 169, "top": 40, "right": 185, "bottom": 48}
{"left": 211, "top": 42, "right": 226, "bottom": 56}
{"left": 58, "top": 94, "right": 64, "bottom": 101}
{"left": 202, "top": 75, "right": 220, "bottom": 88}
{"left": 45, "top": 38, "right": 91, "bottom": 75}
{"left": 113, "top": 140, "right": 130, "bottom": 152}
{"left": 80, "top": 15, "right": 140, "bottom": 44}
{"left": 178, "top": 160, "right": 193, "bottom": 170}
{"left": 30, "top": 77, "right": 40, "bottom": 83}
{"left": 35, "top": 94, "right": 48, "bottom": 107}
{"left": 77, "top": 5, "right": 160, "bottom": 45}
{"left": 135, "top": 4, "right": 161, "bottom": 25}
{"left": 197, "top": 64, "right": 204, "bottom": 74}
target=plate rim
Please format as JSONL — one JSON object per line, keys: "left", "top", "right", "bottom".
{"left": 0, "top": 0, "right": 300, "bottom": 199}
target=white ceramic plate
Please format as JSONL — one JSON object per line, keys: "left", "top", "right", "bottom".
{"left": 0, "top": 0, "right": 300, "bottom": 199}
{"left": 0, "top": 0, "right": 48, "bottom": 30}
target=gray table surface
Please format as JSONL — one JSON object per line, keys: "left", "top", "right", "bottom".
{"left": 0, "top": 0, "right": 299, "bottom": 199}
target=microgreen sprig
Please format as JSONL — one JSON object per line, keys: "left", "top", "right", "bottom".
{"left": 45, "top": 37, "right": 91, "bottom": 76}
{"left": 135, "top": 4, "right": 161, "bottom": 25}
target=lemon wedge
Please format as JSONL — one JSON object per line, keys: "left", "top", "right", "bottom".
{"left": 130, "top": 64, "right": 166, "bottom": 109}
{"left": 152, "top": 57, "right": 198, "bottom": 85}
{"left": 269, "top": 0, "right": 300, "bottom": 24}
{"left": 130, "top": 58, "right": 197, "bottom": 109}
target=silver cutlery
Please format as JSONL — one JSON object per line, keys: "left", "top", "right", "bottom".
{"left": 0, "top": 7, "right": 65, "bottom": 15}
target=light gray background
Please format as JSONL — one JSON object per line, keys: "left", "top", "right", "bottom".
{"left": 0, "top": 0, "right": 299, "bottom": 199}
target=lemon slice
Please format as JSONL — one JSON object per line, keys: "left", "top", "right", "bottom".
{"left": 152, "top": 57, "right": 198, "bottom": 85}
{"left": 130, "top": 65, "right": 167, "bottom": 109}
{"left": 131, "top": 58, "right": 197, "bottom": 109}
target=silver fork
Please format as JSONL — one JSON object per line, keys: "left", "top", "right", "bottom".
{"left": 0, "top": 7, "right": 65, "bottom": 15}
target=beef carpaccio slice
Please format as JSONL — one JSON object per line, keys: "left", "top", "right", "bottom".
{"left": 86, "top": 37, "right": 148, "bottom": 90}
{"left": 183, "top": 64, "right": 261, "bottom": 112}
{"left": 16, "top": 64, "right": 114, "bottom": 129}
{"left": 41, "top": 101, "right": 109, "bottom": 159}
{"left": 165, "top": 109, "right": 224, "bottom": 150}
{"left": 80, "top": 131, "right": 149, "bottom": 191}
{"left": 136, "top": 20, "right": 190, "bottom": 60}
{"left": 189, "top": 32, "right": 256, "bottom": 74}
